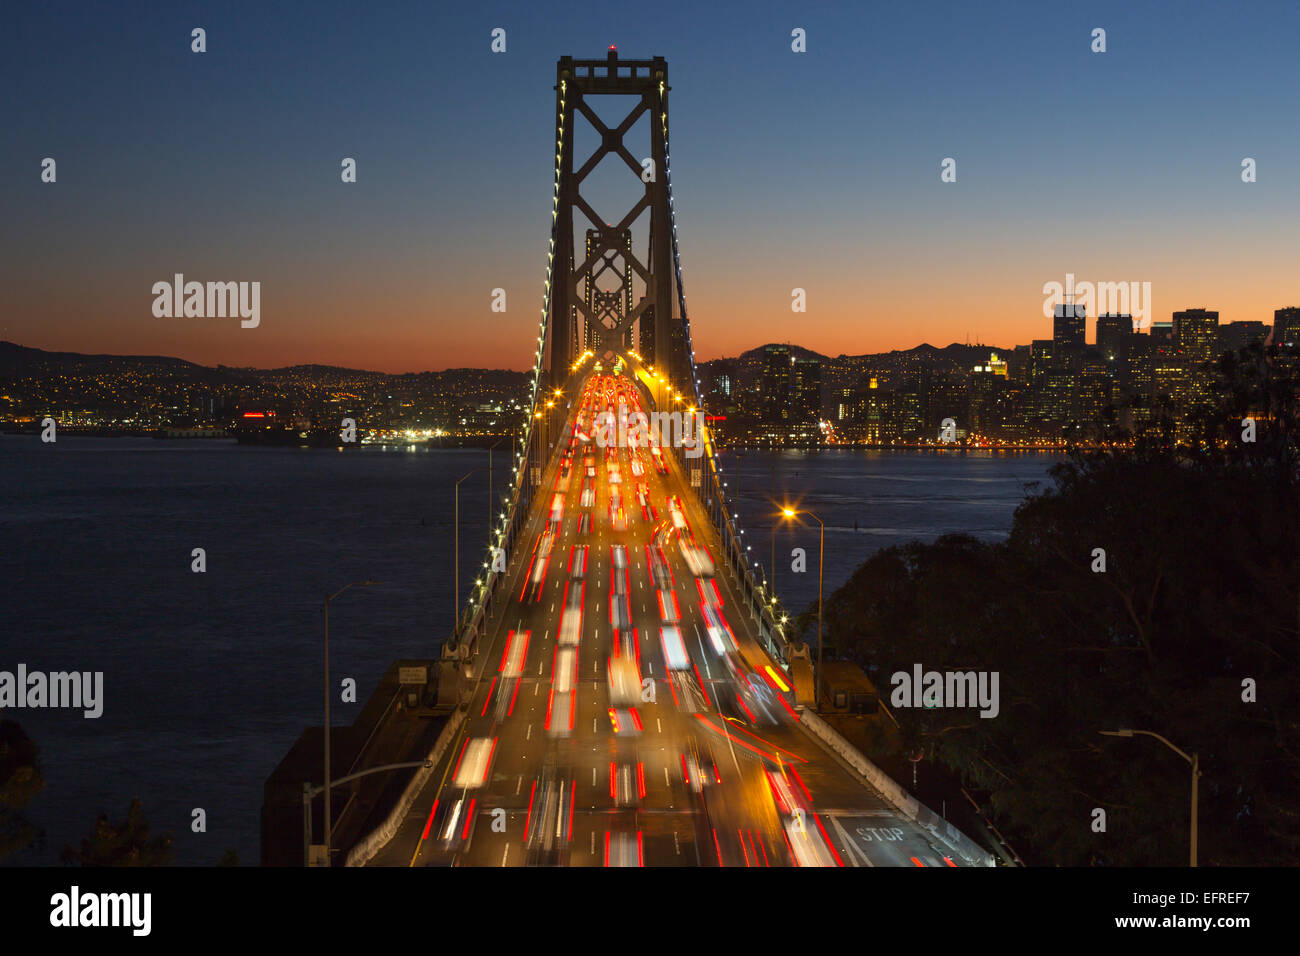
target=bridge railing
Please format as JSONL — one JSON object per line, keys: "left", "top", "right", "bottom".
{"left": 655, "top": 136, "right": 800, "bottom": 671}
{"left": 664, "top": 434, "right": 794, "bottom": 667}
{"left": 444, "top": 76, "right": 575, "bottom": 661}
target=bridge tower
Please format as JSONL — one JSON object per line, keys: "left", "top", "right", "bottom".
{"left": 548, "top": 49, "right": 687, "bottom": 390}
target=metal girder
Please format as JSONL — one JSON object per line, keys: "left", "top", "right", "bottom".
{"left": 549, "top": 50, "right": 678, "bottom": 386}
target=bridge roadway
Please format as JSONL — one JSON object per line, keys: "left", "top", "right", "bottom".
{"left": 369, "top": 373, "right": 971, "bottom": 867}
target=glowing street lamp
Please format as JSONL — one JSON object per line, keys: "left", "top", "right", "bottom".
{"left": 780, "top": 506, "right": 825, "bottom": 707}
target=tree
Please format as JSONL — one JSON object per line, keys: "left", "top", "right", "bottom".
{"left": 61, "top": 798, "right": 173, "bottom": 866}
{"left": 0, "top": 720, "right": 45, "bottom": 861}
{"left": 819, "top": 345, "right": 1300, "bottom": 865}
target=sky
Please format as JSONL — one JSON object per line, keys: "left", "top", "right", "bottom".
{"left": 3, "top": 0, "right": 1299, "bottom": 372}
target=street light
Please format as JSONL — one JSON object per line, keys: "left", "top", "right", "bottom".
{"left": 1099, "top": 728, "right": 1201, "bottom": 866}
{"left": 322, "top": 579, "right": 379, "bottom": 864}
{"left": 780, "top": 507, "right": 824, "bottom": 707}
{"left": 769, "top": 522, "right": 778, "bottom": 594}
{"left": 303, "top": 758, "right": 429, "bottom": 866}
{"left": 454, "top": 470, "right": 490, "bottom": 633}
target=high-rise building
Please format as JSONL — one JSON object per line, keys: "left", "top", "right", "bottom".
{"left": 1150, "top": 342, "right": 1188, "bottom": 406}
{"left": 968, "top": 368, "right": 1002, "bottom": 431}
{"left": 835, "top": 385, "right": 854, "bottom": 422}
{"left": 1173, "top": 309, "right": 1219, "bottom": 368}
{"left": 1219, "top": 321, "right": 1269, "bottom": 355}
{"left": 1273, "top": 307, "right": 1300, "bottom": 348}
{"left": 1096, "top": 313, "right": 1135, "bottom": 393}
{"left": 1028, "top": 339, "right": 1055, "bottom": 388}
{"left": 1127, "top": 333, "right": 1156, "bottom": 401}
{"left": 1053, "top": 303, "right": 1086, "bottom": 350}
{"left": 1009, "top": 344, "right": 1031, "bottom": 383}
{"left": 1096, "top": 314, "right": 1134, "bottom": 360}
{"left": 1173, "top": 308, "right": 1219, "bottom": 408}
{"left": 791, "top": 356, "right": 822, "bottom": 424}
{"left": 924, "top": 372, "right": 969, "bottom": 431}
{"left": 760, "top": 345, "right": 791, "bottom": 424}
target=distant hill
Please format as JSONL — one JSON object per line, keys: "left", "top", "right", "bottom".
{"left": 700, "top": 341, "right": 1014, "bottom": 412}
{"left": 0, "top": 342, "right": 527, "bottom": 388}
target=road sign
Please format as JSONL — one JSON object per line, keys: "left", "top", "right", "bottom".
{"left": 399, "top": 666, "right": 428, "bottom": 685}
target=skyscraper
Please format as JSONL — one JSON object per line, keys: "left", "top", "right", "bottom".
{"left": 1053, "top": 303, "right": 1086, "bottom": 350}
{"left": 1096, "top": 314, "right": 1134, "bottom": 360}
{"left": 760, "top": 345, "right": 791, "bottom": 424}
{"left": 791, "top": 356, "right": 822, "bottom": 424}
{"left": 1172, "top": 308, "right": 1219, "bottom": 368}
{"left": 1173, "top": 308, "right": 1219, "bottom": 408}
{"left": 1219, "top": 321, "right": 1269, "bottom": 354}
{"left": 1096, "top": 313, "right": 1135, "bottom": 392}
{"left": 1274, "top": 307, "right": 1300, "bottom": 348}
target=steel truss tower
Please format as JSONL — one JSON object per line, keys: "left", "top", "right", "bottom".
{"left": 549, "top": 49, "right": 682, "bottom": 387}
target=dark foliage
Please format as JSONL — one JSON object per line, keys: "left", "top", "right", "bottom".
{"left": 821, "top": 345, "right": 1300, "bottom": 865}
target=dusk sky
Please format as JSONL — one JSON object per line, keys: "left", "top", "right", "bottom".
{"left": 4, "top": 0, "right": 1298, "bottom": 372}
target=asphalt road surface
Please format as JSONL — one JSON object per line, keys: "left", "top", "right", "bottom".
{"left": 368, "top": 373, "right": 970, "bottom": 867}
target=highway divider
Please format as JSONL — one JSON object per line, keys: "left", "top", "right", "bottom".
{"left": 796, "top": 706, "right": 996, "bottom": 867}
{"left": 345, "top": 706, "right": 466, "bottom": 867}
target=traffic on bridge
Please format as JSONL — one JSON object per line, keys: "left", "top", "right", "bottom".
{"left": 369, "top": 372, "right": 980, "bottom": 867}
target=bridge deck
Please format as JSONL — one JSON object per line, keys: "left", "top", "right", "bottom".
{"left": 368, "top": 374, "right": 976, "bottom": 866}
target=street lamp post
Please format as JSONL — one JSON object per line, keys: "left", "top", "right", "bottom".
{"left": 453, "top": 469, "right": 489, "bottom": 634}
{"left": 323, "top": 579, "right": 379, "bottom": 865}
{"left": 780, "top": 507, "right": 825, "bottom": 708}
{"left": 488, "top": 438, "right": 504, "bottom": 531}
{"left": 770, "top": 523, "right": 777, "bottom": 594}
{"left": 1100, "top": 728, "right": 1201, "bottom": 866}
{"left": 303, "top": 758, "right": 431, "bottom": 866}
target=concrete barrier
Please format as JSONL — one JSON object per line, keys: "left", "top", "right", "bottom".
{"left": 796, "top": 706, "right": 995, "bottom": 867}
{"left": 345, "top": 707, "right": 466, "bottom": 867}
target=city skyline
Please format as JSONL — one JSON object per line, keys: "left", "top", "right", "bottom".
{"left": 5, "top": 1, "right": 1299, "bottom": 372}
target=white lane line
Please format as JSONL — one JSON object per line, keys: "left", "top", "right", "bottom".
{"left": 502, "top": 843, "right": 510, "bottom": 866}
{"left": 657, "top": 718, "right": 662, "bottom": 733}
{"left": 534, "top": 682, "right": 540, "bottom": 695}
{"left": 526, "top": 724, "right": 533, "bottom": 740}
{"left": 516, "top": 776, "right": 523, "bottom": 795}
{"left": 693, "top": 624, "right": 713, "bottom": 679}
{"left": 592, "top": 766, "right": 597, "bottom": 785}
{"left": 664, "top": 766, "right": 670, "bottom": 788}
